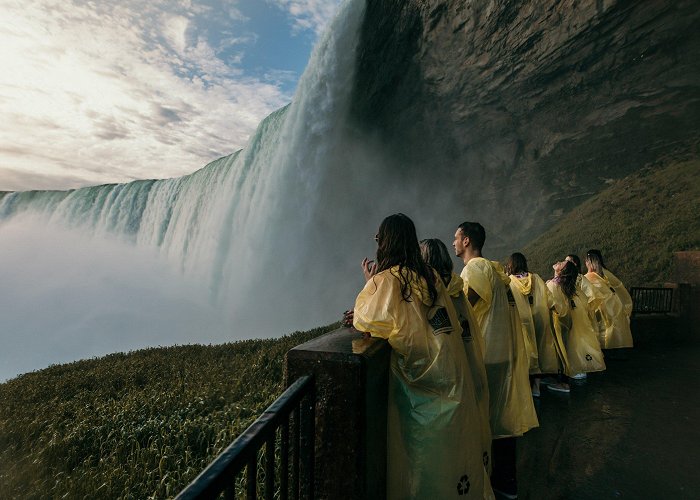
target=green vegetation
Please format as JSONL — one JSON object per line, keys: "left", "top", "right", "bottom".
{"left": 0, "top": 324, "right": 337, "bottom": 499}
{"left": 522, "top": 159, "right": 700, "bottom": 286}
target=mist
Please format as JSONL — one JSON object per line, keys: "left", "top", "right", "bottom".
{"left": 0, "top": 214, "right": 234, "bottom": 382}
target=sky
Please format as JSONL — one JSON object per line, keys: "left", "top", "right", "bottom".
{"left": 0, "top": 0, "right": 341, "bottom": 192}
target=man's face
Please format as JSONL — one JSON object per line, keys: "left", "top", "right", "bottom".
{"left": 453, "top": 229, "right": 469, "bottom": 257}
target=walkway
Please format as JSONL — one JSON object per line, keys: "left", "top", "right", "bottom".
{"left": 517, "top": 317, "right": 700, "bottom": 500}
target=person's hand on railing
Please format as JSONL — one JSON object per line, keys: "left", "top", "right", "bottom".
{"left": 342, "top": 309, "right": 371, "bottom": 338}
{"left": 342, "top": 309, "right": 354, "bottom": 327}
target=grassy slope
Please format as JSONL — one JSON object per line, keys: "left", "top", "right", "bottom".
{"left": 522, "top": 159, "right": 700, "bottom": 286}
{"left": 0, "top": 324, "right": 337, "bottom": 499}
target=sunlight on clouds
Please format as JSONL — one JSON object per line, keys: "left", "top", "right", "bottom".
{"left": 163, "top": 15, "right": 190, "bottom": 55}
{"left": 268, "top": 0, "right": 341, "bottom": 35}
{"left": 0, "top": 0, "right": 290, "bottom": 191}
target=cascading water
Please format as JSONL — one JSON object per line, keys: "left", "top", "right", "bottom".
{"left": 0, "top": 0, "right": 368, "bottom": 381}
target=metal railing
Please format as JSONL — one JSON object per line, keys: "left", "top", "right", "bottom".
{"left": 630, "top": 287, "right": 674, "bottom": 314}
{"left": 176, "top": 375, "right": 316, "bottom": 500}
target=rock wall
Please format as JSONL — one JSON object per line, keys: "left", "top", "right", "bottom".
{"left": 351, "top": 0, "right": 700, "bottom": 253}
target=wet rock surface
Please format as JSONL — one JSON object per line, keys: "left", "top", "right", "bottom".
{"left": 352, "top": 0, "right": 700, "bottom": 254}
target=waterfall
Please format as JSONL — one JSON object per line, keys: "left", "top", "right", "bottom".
{"left": 0, "top": 0, "right": 367, "bottom": 380}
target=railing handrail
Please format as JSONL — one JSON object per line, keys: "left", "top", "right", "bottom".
{"left": 630, "top": 286, "right": 674, "bottom": 314}
{"left": 176, "top": 375, "right": 315, "bottom": 500}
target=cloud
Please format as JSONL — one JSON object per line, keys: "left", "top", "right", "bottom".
{"left": 267, "top": 0, "right": 342, "bottom": 35}
{"left": 0, "top": 0, "right": 291, "bottom": 191}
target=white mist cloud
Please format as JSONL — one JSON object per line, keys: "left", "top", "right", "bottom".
{"left": 268, "top": 0, "right": 341, "bottom": 35}
{"left": 0, "top": 214, "right": 235, "bottom": 382}
{"left": 0, "top": 0, "right": 289, "bottom": 191}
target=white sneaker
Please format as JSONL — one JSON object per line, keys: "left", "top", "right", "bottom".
{"left": 547, "top": 383, "right": 571, "bottom": 393}
{"left": 571, "top": 373, "right": 587, "bottom": 380}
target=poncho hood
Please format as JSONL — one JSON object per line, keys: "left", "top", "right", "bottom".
{"left": 510, "top": 273, "right": 532, "bottom": 295}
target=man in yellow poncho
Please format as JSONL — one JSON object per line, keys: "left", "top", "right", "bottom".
{"left": 354, "top": 214, "right": 493, "bottom": 500}
{"left": 419, "top": 238, "right": 492, "bottom": 475}
{"left": 453, "top": 222, "right": 538, "bottom": 500}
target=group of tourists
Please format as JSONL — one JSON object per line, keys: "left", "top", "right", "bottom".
{"left": 346, "top": 214, "right": 634, "bottom": 500}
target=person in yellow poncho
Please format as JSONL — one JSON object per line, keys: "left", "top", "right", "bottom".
{"left": 584, "top": 249, "right": 634, "bottom": 350}
{"left": 546, "top": 260, "right": 606, "bottom": 383}
{"left": 419, "top": 238, "right": 491, "bottom": 475}
{"left": 354, "top": 214, "right": 494, "bottom": 500}
{"left": 565, "top": 253, "right": 605, "bottom": 374}
{"left": 565, "top": 255, "right": 597, "bottom": 301}
{"left": 453, "top": 222, "right": 538, "bottom": 500}
{"left": 504, "top": 252, "right": 559, "bottom": 396}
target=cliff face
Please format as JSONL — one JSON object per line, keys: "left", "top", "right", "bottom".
{"left": 351, "top": 0, "right": 700, "bottom": 253}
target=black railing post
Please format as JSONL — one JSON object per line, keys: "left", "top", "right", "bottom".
{"left": 246, "top": 455, "right": 256, "bottom": 499}
{"left": 176, "top": 376, "right": 315, "bottom": 500}
{"left": 264, "top": 436, "right": 274, "bottom": 500}
{"left": 280, "top": 420, "right": 289, "bottom": 500}
{"left": 292, "top": 406, "right": 300, "bottom": 500}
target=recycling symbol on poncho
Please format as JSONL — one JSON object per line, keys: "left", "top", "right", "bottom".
{"left": 457, "top": 474, "right": 470, "bottom": 495}
{"left": 585, "top": 353, "right": 593, "bottom": 361}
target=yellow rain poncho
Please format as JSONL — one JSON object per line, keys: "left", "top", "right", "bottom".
{"left": 446, "top": 273, "right": 491, "bottom": 472}
{"left": 576, "top": 274, "right": 604, "bottom": 336}
{"left": 461, "top": 258, "right": 538, "bottom": 439}
{"left": 547, "top": 280, "right": 606, "bottom": 376}
{"left": 509, "top": 273, "right": 559, "bottom": 374}
{"left": 585, "top": 270, "right": 634, "bottom": 349}
{"left": 354, "top": 266, "right": 493, "bottom": 500}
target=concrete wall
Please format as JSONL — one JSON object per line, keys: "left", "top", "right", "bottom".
{"left": 286, "top": 328, "right": 390, "bottom": 500}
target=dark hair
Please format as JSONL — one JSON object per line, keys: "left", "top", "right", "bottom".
{"left": 456, "top": 221, "right": 486, "bottom": 251}
{"left": 586, "top": 249, "right": 605, "bottom": 276}
{"left": 419, "top": 238, "right": 453, "bottom": 286}
{"left": 505, "top": 252, "right": 528, "bottom": 275}
{"left": 559, "top": 261, "right": 578, "bottom": 299}
{"left": 376, "top": 213, "right": 437, "bottom": 304}
{"left": 566, "top": 254, "right": 581, "bottom": 274}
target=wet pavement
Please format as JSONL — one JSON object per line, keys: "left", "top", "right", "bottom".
{"left": 516, "top": 318, "right": 700, "bottom": 500}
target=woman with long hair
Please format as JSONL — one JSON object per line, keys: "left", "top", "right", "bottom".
{"left": 420, "top": 238, "right": 491, "bottom": 474}
{"left": 505, "top": 252, "right": 558, "bottom": 395}
{"left": 585, "top": 249, "right": 634, "bottom": 349}
{"left": 354, "top": 214, "right": 493, "bottom": 500}
{"left": 547, "top": 260, "right": 606, "bottom": 386}
{"left": 565, "top": 254, "right": 604, "bottom": 352}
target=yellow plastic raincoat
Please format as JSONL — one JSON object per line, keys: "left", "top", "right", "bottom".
{"left": 606, "top": 270, "right": 633, "bottom": 315}
{"left": 547, "top": 280, "right": 606, "bottom": 376}
{"left": 585, "top": 270, "right": 634, "bottom": 349}
{"left": 461, "top": 258, "right": 539, "bottom": 439}
{"left": 446, "top": 273, "right": 492, "bottom": 472}
{"left": 509, "top": 273, "right": 559, "bottom": 374}
{"left": 354, "top": 266, "right": 494, "bottom": 500}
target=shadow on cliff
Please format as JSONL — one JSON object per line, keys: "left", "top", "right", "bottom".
{"left": 349, "top": 0, "right": 700, "bottom": 255}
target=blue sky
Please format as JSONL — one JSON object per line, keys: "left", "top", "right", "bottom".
{"left": 0, "top": 0, "right": 341, "bottom": 191}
